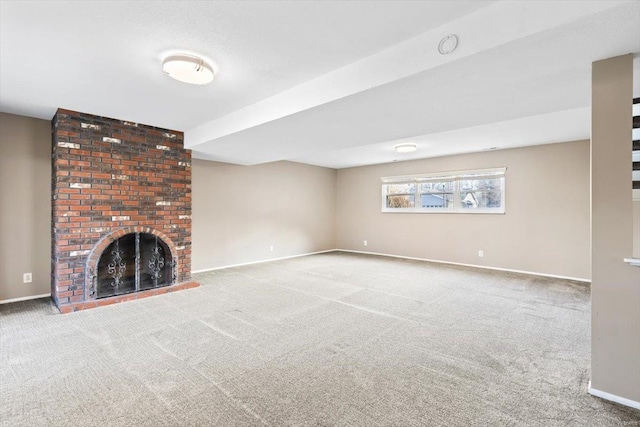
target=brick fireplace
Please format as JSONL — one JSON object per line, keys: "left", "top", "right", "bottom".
{"left": 51, "top": 109, "right": 198, "bottom": 313}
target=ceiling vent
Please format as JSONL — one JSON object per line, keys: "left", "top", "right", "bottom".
{"left": 437, "top": 35, "right": 458, "bottom": 55}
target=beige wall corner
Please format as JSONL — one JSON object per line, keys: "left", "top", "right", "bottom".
{"left": 0, "top": 113, "right": 52, "bottom": 302}
{"left": 336, "top": 141, "right": 591, "bottom": 280}
{"left": 591, "top": 53, "right": 640, "bottom": 404}
{"left": 191, "top": 160, "right": 336, "bottom": 271}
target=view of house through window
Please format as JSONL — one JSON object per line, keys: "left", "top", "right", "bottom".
{"left": 381, "top": 168, "right": 506, "bottom": 213}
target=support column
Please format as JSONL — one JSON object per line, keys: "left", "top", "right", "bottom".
{"left": 590, "top": 53, "right": 640, "bottom": 407}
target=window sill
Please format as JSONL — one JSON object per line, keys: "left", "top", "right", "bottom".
{"left": 623, "top": 258, "right": 640, "bottom": 267}
{"left": 381, "top": 209, "right": 505, "bottom": 214}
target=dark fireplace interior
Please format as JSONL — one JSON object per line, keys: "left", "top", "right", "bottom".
{"left": 97, "top": 233, "right": 174, "bottom": 299}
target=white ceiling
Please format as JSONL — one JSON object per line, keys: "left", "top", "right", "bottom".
{"left": 1, "top": 0, "right": 639, "bottom": 169}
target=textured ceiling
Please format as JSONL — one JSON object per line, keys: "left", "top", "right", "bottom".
{"left": 1, "top": 0, "right": 639, "bottom": 168}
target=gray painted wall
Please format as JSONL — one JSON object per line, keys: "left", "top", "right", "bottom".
{"left": 336, "top": 141, "right": 591, "bottom": 280}
{"left": 191, "top": 159, "right": 337, "bottom": 271}
{"left": 0, "top": 113, "right": 51, "bottom": 301}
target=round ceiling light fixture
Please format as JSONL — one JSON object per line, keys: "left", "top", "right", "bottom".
{"left": 394, "top": 143, "right": 418, "bottom": 153}
{"left": 162, "top": 54, "right": 214, "bottom": 85}
{"left": 438, "top": 34, "right": 458, "bottom": 55}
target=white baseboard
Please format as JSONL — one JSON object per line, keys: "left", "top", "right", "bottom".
{"left": 0, "top": 293, "right": 51, "bottom": 305}
{"left": 336, "top": 249, "right": 591, "bottom": 283}
{"left": 191, "top": 250, "right": 336, "bottom": 274}
{"left": 588, "top": 381, "right": 640, "bottom": 410}
{"left": 3, "top": 250, "right": 588, "bottom": 303}
{"left": 4, "top": 252, "right": 336, "bottom": 304}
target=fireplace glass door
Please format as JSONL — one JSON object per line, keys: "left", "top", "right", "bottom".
{"left": 96, "top": 233, "right": 173, "bottom": 299}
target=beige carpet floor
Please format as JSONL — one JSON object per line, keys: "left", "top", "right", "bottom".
{"left": 1, "top": 252, "right": 639, "bottom": 426}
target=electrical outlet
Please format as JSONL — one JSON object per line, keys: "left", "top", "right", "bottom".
{"left": 23, "top": 273, "right": 32, "bottom": 283}
{"left": 363, "top": 240, "right": 368, "bottom": 246}
{"left": 269, "top": 245, "right": 274, "bottom": 252}
{"left": 478, "top": 250, "right": 484, "bottom": 258}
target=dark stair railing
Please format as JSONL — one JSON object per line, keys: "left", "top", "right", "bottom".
{"left": 630, "top": 98, "right": 640, "bottom": 266}
{"left": 634, "top": 98, "right": 640, "bottom": 190}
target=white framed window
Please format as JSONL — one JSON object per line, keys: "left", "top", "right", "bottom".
{"left": 381, "top": 167, "right": 506, "bottom": 214}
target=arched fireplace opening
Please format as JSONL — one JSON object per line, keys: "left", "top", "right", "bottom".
{"left": 96, "top": 232, "right": 175, "bottom": 299}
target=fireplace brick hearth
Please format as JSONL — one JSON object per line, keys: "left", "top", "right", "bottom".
{"left": 51, "top": 109, "right": 198, "bottom": 313}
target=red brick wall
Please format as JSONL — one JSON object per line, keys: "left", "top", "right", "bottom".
{"left": 51, "top": 109, "right": 193, "bottom": 311}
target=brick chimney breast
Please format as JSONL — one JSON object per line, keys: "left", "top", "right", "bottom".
{"left": 51, "top": 109, "right": 197, "bottom": 313}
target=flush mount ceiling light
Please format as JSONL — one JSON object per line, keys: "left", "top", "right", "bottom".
{"left": 162, "top": 54, "right": 214, "bottom": 85}
{"left": 394, "top": 143, "right": 417, "bottom": 153}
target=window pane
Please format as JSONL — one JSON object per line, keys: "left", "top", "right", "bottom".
{"left": 459, "top": 178, "right": 501, "bottom": 192}
{"left": 459, "top": 178, "right": 502, "bottom": 209}
{"left": 387, "top": 194, "right": 415, "bottom": 208}
{"left": 386, "top": 183, "right": 415, "bottom": 194}
{"left": 419, "top": 181, "right": 453, "bottom": 193}
{"left": 420, "top": 193, "right": 453, "bottom": 208}
{"left": 418, "top": 181, "right": 454, "bottom": 208}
